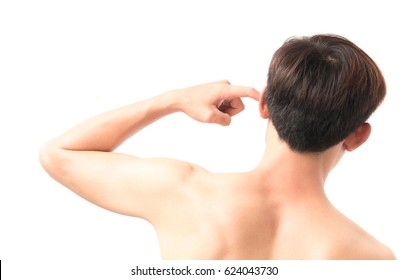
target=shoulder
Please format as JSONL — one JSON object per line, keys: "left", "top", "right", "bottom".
{"left": 353, "top": 235, "right": 396, "bottom": 260}
{"left": 328, "top": 224, "right": 396, "bottom": 260}
{"left": 318, "top": 206, "right": 396, "bottom": 260}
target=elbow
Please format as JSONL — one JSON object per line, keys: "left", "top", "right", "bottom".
{"left": 39, "top": 141, "right": 64, "bottom": 179}
{"left": 39, "top": 142, "right": 54, "bottom": 174}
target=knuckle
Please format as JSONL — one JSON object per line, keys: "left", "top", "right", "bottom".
{"left": 218, "top": 79, "right": 230, "bottom": 85}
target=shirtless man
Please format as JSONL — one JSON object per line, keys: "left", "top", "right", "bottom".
{"left": 39, "top": 34, "right": 395, "bottom": 259}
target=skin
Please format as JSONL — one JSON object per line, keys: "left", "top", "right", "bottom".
{"left": 39, "top": 80, "right": 395, "bottom": 260}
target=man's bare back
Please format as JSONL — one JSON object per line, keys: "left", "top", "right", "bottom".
{"left": 154, "top": 164, "right": 394, "bottom": 260}
{"left": 39, "top": 35, "right": 395, "bottom": 260}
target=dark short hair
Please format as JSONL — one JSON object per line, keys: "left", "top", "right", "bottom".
{"left": 265, "top": 34, "right": 386, "bottom": 152}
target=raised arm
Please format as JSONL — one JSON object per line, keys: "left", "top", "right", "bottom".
{"left": 39, "top": 81, "right": 259, "bottom": 220}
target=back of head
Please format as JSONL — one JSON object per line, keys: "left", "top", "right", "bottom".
{"left": 265, "top": 34, "right": 386, "bottom": 152}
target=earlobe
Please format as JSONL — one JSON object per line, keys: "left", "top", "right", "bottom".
{"left": 259, "top": 87, "right": 269, "bottom": 119}
{"left": 343, "top": 123, "right": 372, "bottom": 151}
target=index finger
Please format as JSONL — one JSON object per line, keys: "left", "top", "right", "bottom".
{"left": 226, "top": 85, "right": 260, "bottom": 101}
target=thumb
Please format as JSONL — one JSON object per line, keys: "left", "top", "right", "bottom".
{"left": 209, "top": 107, "right": 232, "bottom": 126}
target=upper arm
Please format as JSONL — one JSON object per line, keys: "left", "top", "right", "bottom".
{"left": 40, "top": 145, "right": 205, "bottom": 221}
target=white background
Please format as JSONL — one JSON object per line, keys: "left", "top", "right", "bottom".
{"left": 1, "top": 0, "right": 406, "bottom": 279}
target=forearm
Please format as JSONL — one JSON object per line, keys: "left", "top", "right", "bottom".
{"left": 42, "top": 81, "right": 259, "bottom": 153}
{"left": 47, "top": 90, "right": 181, "bottom": 152}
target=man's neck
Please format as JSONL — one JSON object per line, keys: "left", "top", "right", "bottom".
{"left": 252, "top": 122, "right": 345, "bottom": 205}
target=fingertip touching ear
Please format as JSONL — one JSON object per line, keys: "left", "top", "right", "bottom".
{"left": 259, "top": 87, "right": 269, "bottom": 119}
{"left": 343, "top": 123, "right": 372, "bottom": 151}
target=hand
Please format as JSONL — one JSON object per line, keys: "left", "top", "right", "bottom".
{"left": 174, "top": 80, "right": 260, "bottom": 126}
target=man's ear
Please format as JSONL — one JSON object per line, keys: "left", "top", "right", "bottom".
{"left": 343, "top": 123, "right": 372, "bottom": 151}
{"left": 259, "top": 87, "right": 269, "bottom": 119}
